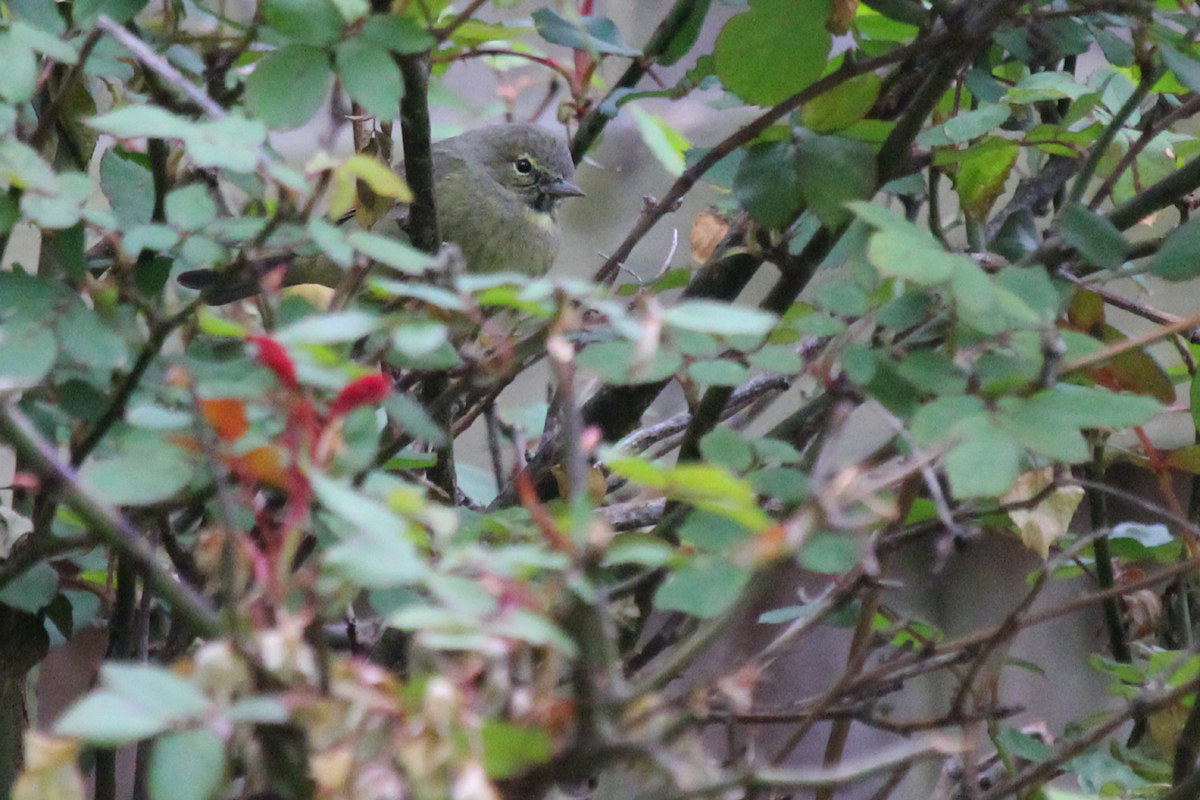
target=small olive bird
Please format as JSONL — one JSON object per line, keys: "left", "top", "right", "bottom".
{"left": 178, "top": 123, "right": 584, "bottom": 303}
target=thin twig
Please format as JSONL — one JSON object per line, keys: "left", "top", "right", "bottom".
{"left": 592, "top": 31, "right": 952, "bottom": 284}
{"left": 0, "top": 402, "right": 220, "bottom": 638}
{"left": 431, "top": 0, "right": 489, "bottom": 41}
{"left": 30, "top": 28, "right": 104, "bottom": 149}
{"left": 95, "top": 16, "right": 226, "bottom": 119}
{"left": 1090, "top": 92, "right": 1200, "bottom": 210}
{"left": 1068, "top": 64, "right": 1160, "bottom": 207}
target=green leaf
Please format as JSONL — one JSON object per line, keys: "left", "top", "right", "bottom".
{"left": 21, "top": 173, "right": 93, "bottom": 229}
{"left": 658, "top": 0, "right": 712, "bottom": 66}
{"left": 954, "top": 137, "right": 1018, "bottom": 220}
{"left": 311, "top": 473, "right": 426, "bottom": 586}
{"left": 1005, "top": 70, "right": 1089, "bottom": 104}
{"left": 55, "top": 690, "right": 172, "bottom": 745}
{"left": 997, "top": 397, "right": 1090, "bottom": 462}
{"left": 800, "top": 534, "right": 859, "bottom": 574}
{"left": 994, "top": 726, "right": 1054, "bottom": 762}
{"left": 1110, "top": 522, "right": 1172, "bottom": 548}
{"left": 73, "top": 0, "right": 147, "bottom": 24}
{"left": 273, "top": 310, "right": 379, "bottom": 344}
{"left": 359, "top": 15, "right": 436, "bottom": 53}
{"left": 944, "top": 415, "right": 1022, "bottom": 497}
{"left": 346, "top": 229, "right": 434, "bottom": 272}
{"left": 0, "top": 560, "right": 58, "bottom": 613}
{"left": 149, "top": 729, "right": 226, "bottom": 800}
{"left": 749, "top": 467, "right": 810, "bottom": 502}
{"left": 165, "top": 184, "right": 218, "bottom": 232}
{"left": 90, "top": 105, "right": 192, "bottom": 139}
{"left": 916, "top": 104, "right": 1010, "bottom": 146}
{"left": 1151, "top": 216, "right": 1200, "bottom": 281}
{"left": 0, "top": 322, "right": 57, "bottom": 389}
{"left": 630, "top": 105, "right": 689, "bottom": 176}
{"left": 184, "top": 116, "right": 267, "bottom": 172}
{"left": 490, "top": 610, "right": 577, "bottom": 656}
{"left": 852, "top": 204, "right": 969, "bottom": 284}
{"left": 803, "top": 73, "right": 881, "bottom": 133}
{"left": 714, "top": 0, "right": 831, "bottom": 106}
{"left": 679, "top": 509, "right": 752, "bottom": 551}
{"left": 262, "top": 0, "right": 344, "bottom": 44}
{"left": 699, "top": 427, "right": 754, "bottom": 472}
{"left": 602, "top": 533, "right": 677, "bottom": 567}
{"left": 225, "top": 696, "right": 290, "bottom": 724}
{"left": 57, "top": 302, "right": 129, "bottom": 371}
{"left": 103, "top": 663, "right": 210, "bottom": 719}
{"left": 100, "top": 149, "right": 155, "bottom": 228}
{"left": 1059, "top": 204, "right": 1126, "bottom": 271}
{"left": 244, "top": 45, "right": 332, "bottom": 130}
{"left": 335, "top": 38, "right": 403, "bottom": 120}
{"left": 324, "top": 534, "right": 426, "bottom": 588}
{"left": 0, "top": 33, "right": 38, "bottom": 103}
{"left": 688, "top": 359, "right": 750, "bottom": 385}
{"left": 531, "top": 9, "right": 639, "bottom": 56}
{"left": 9, "top": 21, "right": 76, "bottom": 63}
{"left": 79, "top": 437, "right": 194, "bottom": 506}
{"left": 480, "top": 722, "right": 553, "bottom": 779}
{"left": 1161, "top": 44, "right": 1200, "bottom": 95}
{"left": 667, "top": 300, "right": 776, "bottom": 336}
{"left": 576, "top": 340, "right": 682, "bottom": 385}
{"left": 1067, "top": 751, "right": 1148, "bottom": 795}
{"left": 795, "top": 134, "right": 876, "bottom": 229}
{"left": 1020, "top": 384, "right": 1161, "bottom": 430}
{"left": 733, "top": 139, "right": 803, "bottom": 228}
{"left": 656, "top": 555, "right": 751, "bottom": 617}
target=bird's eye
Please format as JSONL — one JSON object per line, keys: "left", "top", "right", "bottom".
{"left": 514, "top": 158, "right": 533, "bottom": 174}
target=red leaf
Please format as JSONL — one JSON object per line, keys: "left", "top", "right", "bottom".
{"left": 248, "top": 335, "right": 298, "bottom": 389}
{"left": 329, "top": 373, "right": 390, "bottom": 417}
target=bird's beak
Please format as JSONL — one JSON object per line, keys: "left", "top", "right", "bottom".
{"left": 546, "top": 178, "right": 586, "bottom": 198}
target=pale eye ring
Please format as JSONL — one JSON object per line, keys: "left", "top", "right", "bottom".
{"left": 514, "top": 158, "right": 533, "bottom": 174}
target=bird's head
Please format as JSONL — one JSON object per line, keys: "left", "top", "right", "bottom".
{"left": 469, "top": 123, "right": 585, "bottom": 214}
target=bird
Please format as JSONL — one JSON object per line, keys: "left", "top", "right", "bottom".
{"left": 177, "top": 123, "right": 584, "bottom": 304}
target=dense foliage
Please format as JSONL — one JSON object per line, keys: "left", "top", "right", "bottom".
{"left": 9, "top": 0, "right": 1200, "bottom": 799}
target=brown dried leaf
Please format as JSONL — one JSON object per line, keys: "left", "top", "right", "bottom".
{"left": 690, "top": 210, "right": 729, "bottom": 264}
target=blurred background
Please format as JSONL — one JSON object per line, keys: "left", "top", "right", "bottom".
{"left": 17, "top": 2, "right": 1153, "bottom": 798}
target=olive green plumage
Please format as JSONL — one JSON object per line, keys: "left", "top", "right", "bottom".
{"left": 431, "top": 123, "right": 583, "bottom": 275}
{"left": 179, "top": 123, "right": 583, "bottom": 303}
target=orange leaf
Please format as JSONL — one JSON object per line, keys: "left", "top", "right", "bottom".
{"left": 231, "top": 446, "right": 291, "bottom": 490}
{"left": 202, "top": 398, "right": 249, "bottom": 441}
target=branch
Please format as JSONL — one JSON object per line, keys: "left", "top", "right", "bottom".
{"left": 0, "top": 402, "right": 220, "bottom": 638}
{"left": 30, "top": 28, "right": 104, "bottom": 150}
{"left": 95, "top": 16, "right": 226, "bottom": 119}
{"left": 592, "top": 31, "right": 951, "bottom": 284}
{"left": 1067, "top": 63, "right": 1160, "bottom": 207}
{"left": 1108, "top": 148, "right": 1200, "bottom": 230}
{"left": 631, "top": 735, "right": 965, "bottom": 800}
{"left": 571, "top": 0, "right": 711, "bottom": 163}
{"left": 431, "top": 0, "right": 488, "bottom": 41}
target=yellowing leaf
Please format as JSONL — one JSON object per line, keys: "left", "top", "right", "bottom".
{"left": 14, "top": 734, "right": 85, "bottom": 800}
{"left": 1003, "top": 469, "right": 1084, "bottom": 559}
{"left": 343, "top": 154, "right": 412, "bottom": 201}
